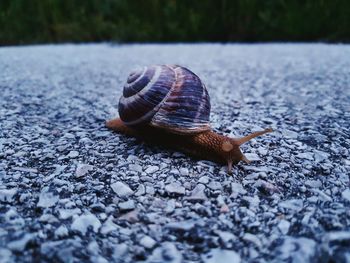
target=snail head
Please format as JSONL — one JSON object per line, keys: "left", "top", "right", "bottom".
{"left": 221, "top": 128, "right": 273, "bottom": 173}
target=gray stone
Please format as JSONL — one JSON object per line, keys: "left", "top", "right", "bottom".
{"left": 37, "top": 188, "right": 59, "bottom": 208}
{"left": 146, "top": 242, "right": 182, "bottom": 263}
{"left": 39, "top": 213, "right": 58, "bottom": 223}
{"left": 112, "top": 244, "right": 129, "bottom": 262}
{"left": 327, "top": 231, "right": 350, "bottom": 241}
{"left": 216, "top": 195, "right": 225, "bottom": 206}
{"left": 129, "top": 163, "right": 143, "bottom": 173}
{"left": 71, "top": 213, "right": 101, "bottom": 234}
{"left": 273, "top": 237, "right": 317, "bottom": 263}
{"left": 255, "top": 180, "right": 279, "bottom": 195}
{"left": 55, "top": 225, "right": 69, "bottom": 237}
{"left": 165, "top": 182, "right": 185, "bottom": 195}
{"left": 111, "top": 181, "right": 134, "bottom": 197}
{"left": 166, "top": 220, "right": 196, "bottom": 231}
{"left": 231, "top": 182, "right": 247, "bottom": 198}
{"left": 59, "top": 208, "right": 81, "bottom": 219}
{"left": 0, "top": 188, "right": 17, "bottom": 202}
{"left": 4, "top": 208, "right": 24, "bottom": 226}
{"left": 186, "top": 184, "right": 207, "bottom": 201}
{"left": 198, "top": 176, "right": 209, "bottom": 184}
{"left": 242, "top": 195, "right": 260, "bottom": 208}
{"left": 279, "top": 199, "right": 303, "bottom": 211}
{"left": 118, "top": 200, "right": 135, "bottom": 211}
{"left": 145, "top": 165, "right": 159, "bottom": 174}
{"left": 40, "top": 241, "right": 74, "bottom": 263}
{"left": 296, "top": 152, "right": 314, "bottom": 161}
{"left": 277, "top": 219, "right": 290, "bottom": 235}
{"left": 91, "top": 256, "right": 108, "bottom": 263}
{"left": 215, "top": 231, "right": 236, "bottom": 247}
{"left": 245, "top": 153, "right": 260, "bottom": 161}
{"left": 165, "top": 199, "right": 176, "bottom": 214}
{"left": 0, "top": 248, "right": 12, "bottom": 263}
{"left": 283, "top": 129, "right": 298, "bottom": 139}
{"left": 179, "top": 167, "right": 189, "bottom": 176}
{"left": 119, "top": 209, "right": 139, "bottom": 222}
{"left": 305, "top": 179, "right": 322, "bottom": 188}
{"left": 7, "top": 234, "right": 33, "bottom": 252}
{"left": 314, "top": 150, "right": 330, "bottom": 163}
{"left": 135, "top": 184, "right": 146, "bottom": 196}
{"left": 100, "top": 216, "right": 119, "bottom": 234}
{"left": 67, "top": 151, "right": 79, "bottom": 158}
{"left": 145, "top": 185, "right": 155, "bottom": 195}
{"left": 202, "top": 249, "right": 241, "bottom": 263}
{"left": 208, "top": 181, "right": 222, "bottom": 191}
{"left": 243, "top": 233, "right": 262, "bottom": 248}
{"left": 341, "top": 189, "right": 350, "bottom": 202}
{"left": 75, "top": 164, "right": 93, "bottom": 178}
{"left": 312, "top": 189, "right": 332, "bottom": 201}
{"left": 139, "top": 235, "right": 156, "bottom": 249}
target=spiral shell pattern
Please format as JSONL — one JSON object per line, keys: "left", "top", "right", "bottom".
{"left": 118, "top": 65, "right": 211, "bottom": 134}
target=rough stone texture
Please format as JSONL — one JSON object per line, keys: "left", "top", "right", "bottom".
{"left": 0, "top": 44, "right": 349, "bottom": 262}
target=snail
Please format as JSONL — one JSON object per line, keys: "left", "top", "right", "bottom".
{"left": 106, "top": 64, "right": 272, "bottom": 173}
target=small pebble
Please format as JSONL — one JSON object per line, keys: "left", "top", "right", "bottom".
{"left": 67, "top": 151, "right": 79, "bottom": 158}
{"left": 75, "top": 164, "right": 93, "bottom": 178}
{"left": 71, "top": 214, "right": 101, "bottom": 234}
{"left": 118, "top": 200, "right": 135, "bottom": 211}
{"left": 165, "top": 182, "right": 185, "bottom": 195}
{"left": 129, "top": 164, "right": 143, "bottom": 173}
{"left": 139, "top": 235, "right": 156, "bottom": 249}
{"left": 341, "top": 189, "right": 350, "bottom": 202}
{"left": 111, "top": 182, "right": 134, "bottom": 197}
{"left": 179, "top": 167, "right": 189, "bottom": 176}
{"left": 145, "top": 165, "right": 159, "bottom": 174}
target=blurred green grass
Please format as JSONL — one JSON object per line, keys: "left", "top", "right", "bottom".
{"left": 0, "top": 0, "right": 349, "bottom": 45}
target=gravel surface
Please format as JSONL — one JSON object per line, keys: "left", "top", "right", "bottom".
{"left": 0, "top": 43, "right": 350, "bottom": 263}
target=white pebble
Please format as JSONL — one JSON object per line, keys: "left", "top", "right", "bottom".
{"left": 67, "top": 151, "right": 79, "bottom": 158}
{"left": 179, "top": 167, "right": 189, "bottom": 176}
{"left": 145, "top": 165, "right": 159, "bottom": 174}
{"left": 0, "top": 188, "right": 17, "bottom": 202}
{"left": 139, "top": 235, "right": 156, "bottom": 249}
{"left": 111, "top": 182, "right": 134, "bottom": 197}
{"left": 165, "top": 182, "right": 185, "bottom": 195}
{"left": 129, "top": 163, "right": 142, "bottom": 173}
{"left": 75, "top": 164, "right": 93, "bottom": 178}
{"left": 55, "top": 225, "right": 69, "bottom": 237}
{"left": 71, "top": 213, "right": 101, "bottom": 235}
{"left": 37, "top": 188, "right": 59, "bottom": 208}
{"left": 278, "top": 219, "right": 290, "bottom": 235}
{"left": 341, "top": 189, "right": 350, "bottom": 202}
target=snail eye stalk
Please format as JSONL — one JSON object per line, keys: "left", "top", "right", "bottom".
{"left": 235, "top": 128, "right": 273, "bottom": 145}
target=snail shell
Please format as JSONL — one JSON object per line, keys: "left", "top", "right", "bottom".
{"left": 118, "top": 65, "right": 211, "bottom": 134}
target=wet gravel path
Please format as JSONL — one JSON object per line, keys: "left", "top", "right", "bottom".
{"left": 0, "top": 44, "right": 350, "bottom": 262}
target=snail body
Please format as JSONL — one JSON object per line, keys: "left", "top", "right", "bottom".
{"left": 106, "top": 65, "right": 272, "bottom": 172}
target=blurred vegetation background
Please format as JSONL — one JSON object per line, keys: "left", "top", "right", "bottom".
{"left": 0, "top": 0, "right": 349, "bottom": 46}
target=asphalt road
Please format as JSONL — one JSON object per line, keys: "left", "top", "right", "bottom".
{"left": 0, "top": 44, "right": 350, "bottom": 262}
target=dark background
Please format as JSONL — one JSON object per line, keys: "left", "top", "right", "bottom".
{"left": 1, "top": 0, "right": 350, "bottom": 46}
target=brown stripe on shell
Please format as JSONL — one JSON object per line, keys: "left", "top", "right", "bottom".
{"left": 195, "top": 83, "right": 211, "bottom": 121}
{"left": 126, "top": 67, "right": 146, "bottom": 84}
{"left": 150, "top": 66, "right": 211, "bottom": 134}
{"left": 119, "top": 65, "right": 177, "bottom": 126}
{"left": 123, "top": 66, "right": 156, "bottom": 98}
